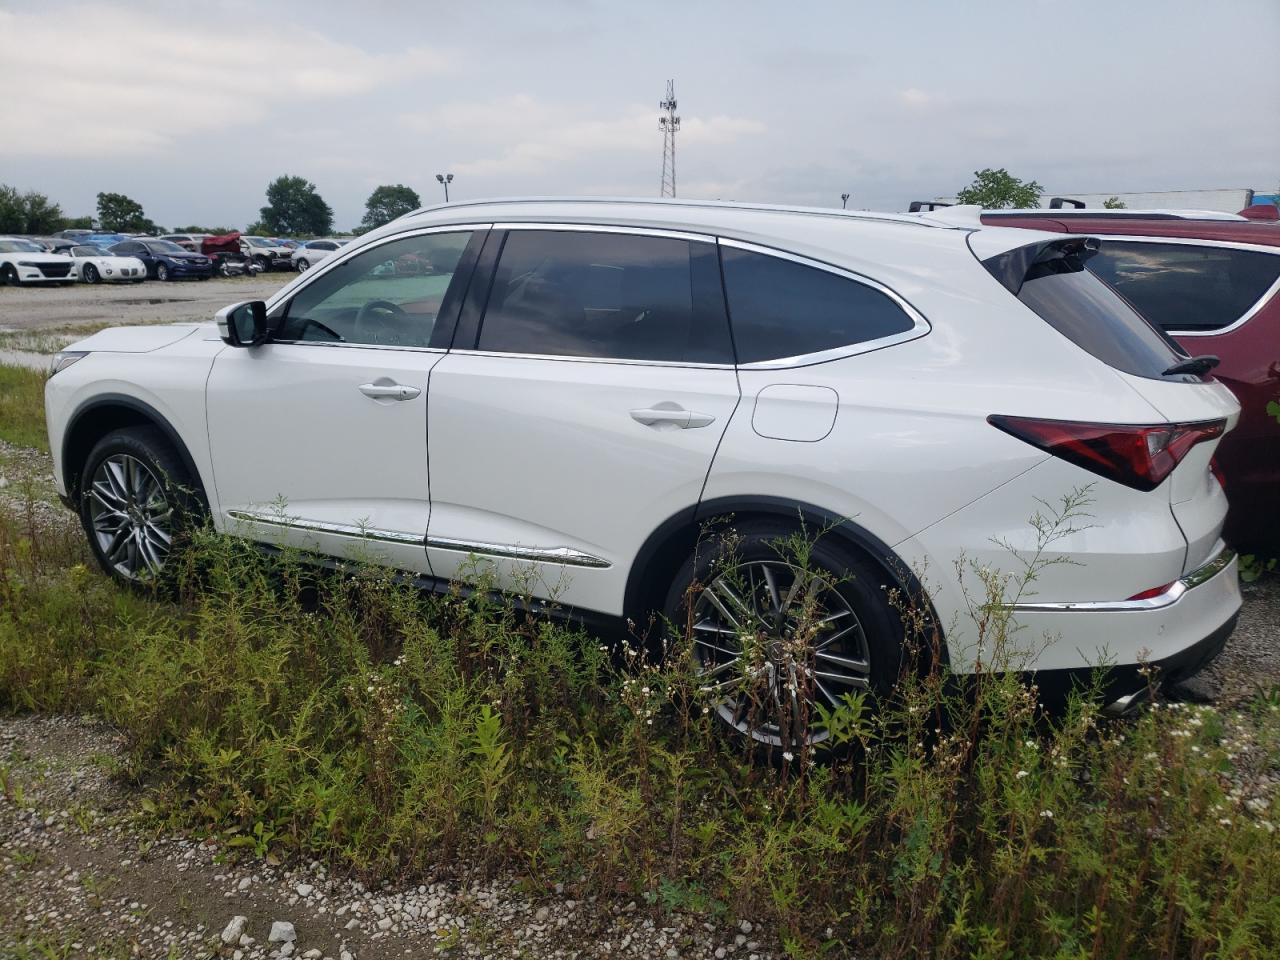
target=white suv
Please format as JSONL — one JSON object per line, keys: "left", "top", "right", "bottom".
{"left": 44, "top": 198, "right": 1243, "bottom": 745}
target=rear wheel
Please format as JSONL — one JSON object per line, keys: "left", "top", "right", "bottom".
{"left": 663, "top": 520, "right": 906, "bottom": 751}
{"left": 83, "top": 263, "right": 100, "bottom": 284}
{"left": 79, "top": 427, "right": 203, "bottom": 586}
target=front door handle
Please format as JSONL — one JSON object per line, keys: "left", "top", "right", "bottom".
{"left": 630, "top": 406, "right": 716, "bottom": 429}
{"left": 359, "top": 380, "right": 421, "bottom": 401}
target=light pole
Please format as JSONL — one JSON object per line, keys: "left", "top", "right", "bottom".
{"left": 841, "top": 193, "right": 850, "bottom": 209}
{"left": 436, "top": 173, "right": 454, "bottom": 202}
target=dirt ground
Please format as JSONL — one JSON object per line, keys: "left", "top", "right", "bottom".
{"left": 0, "top": 275, "right": 290, "bottom": 333}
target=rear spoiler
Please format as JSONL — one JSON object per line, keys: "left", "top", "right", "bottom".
{"left": 982, "top": 237, "right": 1100, "bottom": 296}
{"left": 907, "top": 200, "right": 951, "bottom": 212}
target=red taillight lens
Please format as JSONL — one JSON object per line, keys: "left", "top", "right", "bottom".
{"left": 988, "top": 415, "right": 1226, "bottom": 491}
{"left": 1126, "top": 581, "right": 1175, "bottom": 601}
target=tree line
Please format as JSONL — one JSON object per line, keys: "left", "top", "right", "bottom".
{"left": 0, "top": 178, "right": 425, "bottom": 237}
{"left": 4, "top": 168, "right": 1095, "bottom": 238}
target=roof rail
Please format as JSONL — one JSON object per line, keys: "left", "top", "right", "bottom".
{"left": 908, "top": 200, "right": 952, "bottom": 212}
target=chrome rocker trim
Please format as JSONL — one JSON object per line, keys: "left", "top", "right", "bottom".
{"left": 1006, "top": 547, "right": 1236, "bottom": 613}
{"left": 426, "top": 535, "right": 612, "bottom": 569}
{"left": 226, "top": 510, "right": 425, "bottom": 547}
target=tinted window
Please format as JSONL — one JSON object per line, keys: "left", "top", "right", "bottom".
{"left": 110, "top": 242, "right": 141, "bottom": 255}
{"left": 477, "top": 230, "right": 731, "bottom": 363}
{"left": 278, "top": 231, "right": 472, "bottom": 348}
{"left": 719, "top": 246, "right": 916, "bottom": 364}
{"left": 998, "top": 246, "right": 1189, "bottom": 380}
{"left": 1087, "top": 241, "right": 1280, "bottom": 332}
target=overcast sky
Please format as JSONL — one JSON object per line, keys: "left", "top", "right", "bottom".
{"left": 1, "top": 0, "right": 1276, "bottom": 231}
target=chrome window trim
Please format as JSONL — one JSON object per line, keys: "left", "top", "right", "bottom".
{"left": 493, "top": 221, "right": 715, "bottom": 244}
{"left": 1092, "top": 235, "right": 1280, "bottom": 338}
{"left": 227, "top": 509, "right": 425, "bottom": 547}
{"left": 449, "top": 348, "right": 733, "bottom": 370}
{"left": 1004, "top": 547, "right": 1235, "bottom": 613}
{"left": 426, "top": 535, "right": 612, "bottom": 569}
{"left": 718, "top": 237, "right": 932, "bottom": 369}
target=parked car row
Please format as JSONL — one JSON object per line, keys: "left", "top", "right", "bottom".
{"left": 44, "top": 197, "right": 1262, "bottom": 750}
{"left": 2, "top": 229, "right": 357, "bottom": 287}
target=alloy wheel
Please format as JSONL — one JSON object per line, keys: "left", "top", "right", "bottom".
{"left": 157, "top": 263, "right": 169, "bottom": 281}
{"left": 86, "top": 454, "right": 174, "bottom": 581}
{"left": 297, "top": 259, "right": 309, "bottom": 272}
{"left": 691, "top": 560, "right": 871, "bottom": 747}
{"left": 84, "top": 264, "right": 99, "bottom": 284}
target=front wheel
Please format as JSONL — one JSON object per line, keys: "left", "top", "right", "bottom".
{"left": 255, "top": 256, "right": 270, "bottom": 273}
{"left": 1, "top": 264, "right": 20, "bottom": 285}
{"left": 663, "top": 521, "right": 906, "bottom": 752}
{"left": 83, "top": 263, "right": 100, "bottom": 284}
{"left": 156, "top": 263, "right": 170, "bottom": 281}
{"left": 79, "top": 427, "right": 203, "bottom": 586}
{"left": 296, "top": 258, "right": 310, "bottom": 272}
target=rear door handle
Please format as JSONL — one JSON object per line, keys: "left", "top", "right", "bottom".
{"left": 630, "top": 407, "right": 716, "bottom": 429}
{"left": 359, "top": 380, "right": 421, "bottom": 401}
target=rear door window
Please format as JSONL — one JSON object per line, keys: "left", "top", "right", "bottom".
{"left": 1086, "top": 241, "right": 1280, "bottom": 332}
{"left": 985, "top": 240, "right": 1191, "bottom": 381}
{"left": 718, "top": 245, "right": 917, "bottom": 364}
{"left": 475, "top": 229, "right": 733, "bottom": 363}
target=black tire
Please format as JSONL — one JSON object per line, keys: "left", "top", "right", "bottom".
{"left": 156, "top": 263, "right": 170, "bottom": 281}
{"left": 296, "top": 258, "right": 310, "bottom": 272}
{"left": 0, "top": 264, "right": 17, "bottom": 286}
{"left": 255, "top": 255, "right": 270, "bottom": 273}
{"left": 78, "top": 426, "right": 204, "bottom": 587}
{"left": 83, "top": 263, "right": 100, "bottom": 284}
{"left": 663, "top": 520, "right": 906, "bottom": 752}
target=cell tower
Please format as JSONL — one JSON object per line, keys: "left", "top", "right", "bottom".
{"left": 658, "top": 79, "right": 680, "bottom": 198}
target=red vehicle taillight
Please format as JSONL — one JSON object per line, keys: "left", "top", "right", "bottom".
{"left": 1210, "top": 456, "right": 1227, "bottom": 490}
{"left": 988, "top": 415, "right": 1226, "bottom": 492}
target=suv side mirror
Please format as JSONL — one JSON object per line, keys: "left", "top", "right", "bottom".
{"left": 216, "top": 300, "right": 269, "bottom": 347}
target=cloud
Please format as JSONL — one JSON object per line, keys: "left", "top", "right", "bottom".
{"left": 401, "top": 96, "right": 765, "bottom": 178}
{"left": 0, "top": 6, "right": 449, "bottom": 158}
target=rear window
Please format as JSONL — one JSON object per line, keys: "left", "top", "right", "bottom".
{"left": 985, "top": 240, "right": 1191, "bottom": 381}
{"left": 1086, "top": 241, "right": 1280, "bottom": 332}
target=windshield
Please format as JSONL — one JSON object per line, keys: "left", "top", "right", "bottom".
{"left": 146, "top": 240, "right": 187, "bottom": 254}
{"left": 72, "top": 246, "right": 102, "bottom": 257}
{"left": 245, "top": 237, "right": 270, "bottom": 247}
{"left": 0, "top": 239, "right": 44, "bottom": 253}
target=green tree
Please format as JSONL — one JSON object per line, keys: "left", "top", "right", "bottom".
{"left": 96, "top": 192, "right": 155, "bottom": 233}
{"left": 61, "top": 215, "right": 94, "bottom": 230}
{"left": 360, "top": 184, "right": 421, "bottom": 231}
{"left": 1103, "top": 196, "right": 1127, "bottom": 209}
{"left": 0, "top": 184, "right": 66, "bottom": 234}
{"left": 955, "top": 168, "right": 1043, "bottom": 209}
{"left": 259, "top": 175, "right": 333, "bottom": 236}
{"left": 173, "top": 223, "right": 232, "bottom": 235}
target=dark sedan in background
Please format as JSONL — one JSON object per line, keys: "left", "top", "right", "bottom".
{"left": 108, "top": 238, "right": 213, "bottom": 281}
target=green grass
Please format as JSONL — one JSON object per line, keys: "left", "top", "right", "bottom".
{"left": 0, "top": 363, "right": 48, "bottom": 452}
{"left": 1, "top": 496, "right": 1278, "bottom": 958}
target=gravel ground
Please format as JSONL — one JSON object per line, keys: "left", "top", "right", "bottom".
{"left": 0, "top": 275, "right": 289, "bottom": 334}
{"left": 0, "top": 715, "right": 767, "bottom": 959}
{"left": 0, "top": 432, "right": 1276, "bottom": 958}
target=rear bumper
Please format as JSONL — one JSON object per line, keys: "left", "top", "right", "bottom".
{"left": 1011, "top": 546, "right": 1240, "bottom": 706}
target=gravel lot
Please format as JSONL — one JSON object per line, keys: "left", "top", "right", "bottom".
{"left": 0, "top": 275, "right": 289, "bottom": 333}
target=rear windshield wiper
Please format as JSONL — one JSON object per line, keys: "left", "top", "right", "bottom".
{"left": 1162, "top": 355, "right": 1219, "bottom": 377}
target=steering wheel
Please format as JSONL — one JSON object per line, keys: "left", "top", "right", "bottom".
{"left": 354, "top": 299, "right": 408, "bottom": 344}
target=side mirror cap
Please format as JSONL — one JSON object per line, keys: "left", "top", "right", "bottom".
{"left": 215, "top": 300, "right": 269, "bottom": 347}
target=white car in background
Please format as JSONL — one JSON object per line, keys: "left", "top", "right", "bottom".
{"left": 43, "top": 198, "right": 1243, "bottom": 750}
{"left": 0, "top": 236, "right": 76, "bottom": 285}
{"left": 241, "top": 236, "right": 294, "bottom": 272}
{"left": 67, "top": 244, "right": 147, "bottom": 284}
{"left": 291, "top": 238, "right": 349, "bottom": 272}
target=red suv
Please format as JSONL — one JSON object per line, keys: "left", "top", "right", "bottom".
{"left": 982, "top": 209, "right": 1280, "bottom": 549}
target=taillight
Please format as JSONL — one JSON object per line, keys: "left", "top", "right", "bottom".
{"left": 988, "top": 415, "right": 1226, "bottom": 492}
